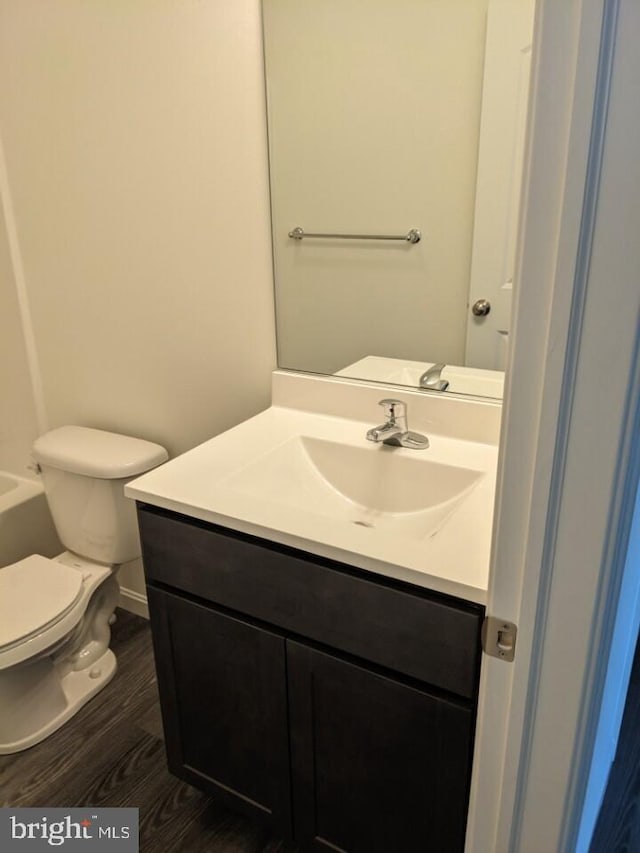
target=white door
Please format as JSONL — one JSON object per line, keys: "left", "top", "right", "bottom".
{"left": 464, "top": 0, "right": 535, "bottom": 370}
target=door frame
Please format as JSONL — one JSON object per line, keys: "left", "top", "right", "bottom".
{"left": 466, "top": 0, "right": 640, "bottom": 850}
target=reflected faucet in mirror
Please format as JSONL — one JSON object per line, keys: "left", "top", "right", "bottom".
{"left": 419, "top": 363, "right": 449, "bottom": 392}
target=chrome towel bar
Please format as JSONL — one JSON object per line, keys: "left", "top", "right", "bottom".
{"left": 288, "top": 226, "right": 421, "bottom": 244}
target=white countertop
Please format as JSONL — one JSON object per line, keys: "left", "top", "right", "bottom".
{"left": 126, "top": 376, "right": 499, "bottom": 605}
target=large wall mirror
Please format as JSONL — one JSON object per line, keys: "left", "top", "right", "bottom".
{"left": 262, "top": 0, "right": 535, "bottom": 399}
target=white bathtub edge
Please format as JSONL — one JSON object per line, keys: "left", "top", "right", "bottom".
{"left": 0, "top": 472, "right": 42, "bottom": 514}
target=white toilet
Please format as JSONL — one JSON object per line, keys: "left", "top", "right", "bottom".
{"left": 0, "top": 425, "right": 168, "bottom": 754}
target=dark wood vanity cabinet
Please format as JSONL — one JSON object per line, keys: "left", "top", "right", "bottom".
{"left": 138, "top": 504, "right": 484, "bottom": 852}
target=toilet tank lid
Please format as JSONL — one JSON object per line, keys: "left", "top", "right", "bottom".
{"left": 33, "top": 426, "right": 169, "bottom": 479}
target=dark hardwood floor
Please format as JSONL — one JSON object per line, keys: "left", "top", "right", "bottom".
{"left": 0, "top": 610, "right": 296, "bottom": 853}
{"left": 590, "top": 628, "right": 640, "bottom": 852}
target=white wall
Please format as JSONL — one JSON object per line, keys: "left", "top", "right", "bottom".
{"left": 0, "top": 0, "right": 277, "bottom": 596}
{"left": 265, "top": 0, "right": 489, "bottom": 374}
{"left": 0, "top": 192, "right": 41, "bottom": 476}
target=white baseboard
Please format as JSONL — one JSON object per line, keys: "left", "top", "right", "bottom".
{"left": 118, "top": 586, "right": 149, "bottom": 619}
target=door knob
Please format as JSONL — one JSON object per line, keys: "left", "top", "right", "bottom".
{"left": 472, "top": 299, "right": 491, "bottom": 317}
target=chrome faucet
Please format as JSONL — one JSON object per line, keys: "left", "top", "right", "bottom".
{"left": 419, "top": 363, "right": 449, "bottom": 392}
{"left": 366, "top": 399, "right": 429, "bottom": 449}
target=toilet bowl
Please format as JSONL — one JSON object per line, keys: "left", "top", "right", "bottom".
{"left": 0, "top": 426, "right": 168, "bottom": 754}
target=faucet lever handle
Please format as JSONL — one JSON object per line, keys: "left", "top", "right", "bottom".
{"left": 379, "top": 399, "right": 405, "bottom": 422}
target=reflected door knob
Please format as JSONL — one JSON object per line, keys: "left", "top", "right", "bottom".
{"left": 472, "top": 299, "right": 491, "bottom": 317}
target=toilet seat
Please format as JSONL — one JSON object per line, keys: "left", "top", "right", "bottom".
{"left": 0, "top": 556, "right": 84, "bottom": 650}
{"left": 0, "top": 554, "right": 112, "bottom": 669}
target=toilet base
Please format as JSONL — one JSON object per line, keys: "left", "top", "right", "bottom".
{"left": 0, "top": 648, "right": 117, "bottom": 754}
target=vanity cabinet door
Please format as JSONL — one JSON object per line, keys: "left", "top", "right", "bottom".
{"left": 146, "top": 587, "right": 292, "bottom": 836}
{"left": 287, "top": 641, "right": 473, "bottom": 853}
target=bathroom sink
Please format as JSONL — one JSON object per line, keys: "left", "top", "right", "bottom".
{"left": 222, "top": 436, "right": 483, "bottom": 540}
{"left": 125, "top": 389, "right": 499, "bottom": 603}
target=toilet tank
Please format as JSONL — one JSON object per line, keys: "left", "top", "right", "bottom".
{"left": 32, "top": 426, "right": 169, "bottom": 565}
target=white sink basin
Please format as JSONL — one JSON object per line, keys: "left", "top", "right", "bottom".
{"left": 223, "top": 436, "right": 483, "bottom": 540}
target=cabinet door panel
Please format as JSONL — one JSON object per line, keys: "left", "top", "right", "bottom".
{"left": 147, "top": 587, "right": 292, "bottom": 835}
{"left": 287, "top": 642, "right": 473, "bottom": 852}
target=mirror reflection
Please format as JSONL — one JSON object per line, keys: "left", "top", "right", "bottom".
{"left": 263, "top": 0, "right": 535, "bottom": 399}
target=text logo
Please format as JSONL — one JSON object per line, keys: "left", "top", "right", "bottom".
{"left": 1, "top": 809, "right": 138, "bottom": 851}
